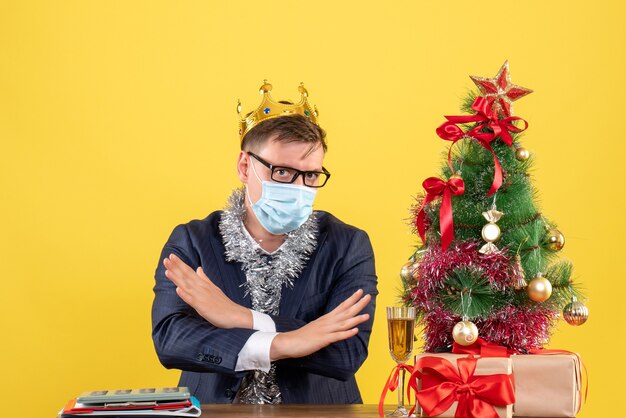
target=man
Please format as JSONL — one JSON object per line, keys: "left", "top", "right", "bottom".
{"left": 151, "top": 81, "right": 378, "bottom": 404}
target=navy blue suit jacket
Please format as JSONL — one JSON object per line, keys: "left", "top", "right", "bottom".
{"left": 151, "top": 210, "right": 378, "bottom": 404}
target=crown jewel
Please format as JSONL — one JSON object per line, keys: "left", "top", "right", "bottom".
{"left": 237, "top": 80, "right": 319, "bottom": 140}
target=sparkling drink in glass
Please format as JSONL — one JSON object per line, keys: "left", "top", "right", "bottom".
{"left": 386, "top": 306, "right": 416, "bottom": 417}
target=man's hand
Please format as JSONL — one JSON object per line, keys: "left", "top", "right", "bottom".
{"left": 163, "top": 253, "right": 252, "bottom": 329}
{"left": 270, "top": 289, "right": 371, "bottom": 361}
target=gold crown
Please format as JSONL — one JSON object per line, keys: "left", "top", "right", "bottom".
{"left": 237, "top": 80, "right": 319, "bottom": 140}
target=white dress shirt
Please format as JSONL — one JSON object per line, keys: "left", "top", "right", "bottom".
{"left": 234, "top": 222, "right": 281, "bottom": 372}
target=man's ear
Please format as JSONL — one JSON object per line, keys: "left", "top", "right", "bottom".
{"left": 236, "top": 151, "right": 249, "bottom": 183}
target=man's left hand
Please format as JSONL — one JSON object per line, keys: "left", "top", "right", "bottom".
{"left": 163, "top": 253, "right": 253, "bottom": 329}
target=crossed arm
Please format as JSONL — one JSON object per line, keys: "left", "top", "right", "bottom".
{"left": 163, "top": 253, "right": 372, "bottom": 363}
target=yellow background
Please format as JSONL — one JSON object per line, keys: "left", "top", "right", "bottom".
{"left": 1, "top": 1, "right": 623, "bottom": 416}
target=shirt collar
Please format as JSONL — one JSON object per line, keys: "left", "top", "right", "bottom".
{"left": 240, "top": 220, "right": 281, "bottom": 256}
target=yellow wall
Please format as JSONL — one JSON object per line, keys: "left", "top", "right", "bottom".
{"left": 1, "top": 1, "right": 623, "bottom": 416}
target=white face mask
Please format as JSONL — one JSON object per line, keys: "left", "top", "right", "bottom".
{"left": 246, "top": 158, "right": 317, "bottom": 235}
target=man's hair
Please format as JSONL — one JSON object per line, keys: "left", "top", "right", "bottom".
{"left": 241, "top": 114, "right": 327, "bottom": 155}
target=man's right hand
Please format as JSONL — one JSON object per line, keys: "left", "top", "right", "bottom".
{"left": 163, "top": 254, "right": 253, "bottom": 329}
{"left": 269, "top": 289, "right": 372, "bottom": 361}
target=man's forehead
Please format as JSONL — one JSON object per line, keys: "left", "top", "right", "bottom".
{"left": 260, "top": 137, "right": 325, "bottom": 167}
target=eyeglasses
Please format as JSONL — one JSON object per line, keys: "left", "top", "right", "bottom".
{"left": 248, "top": 152, "right": 331, "bottom": 188}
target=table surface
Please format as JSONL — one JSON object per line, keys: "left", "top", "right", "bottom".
{"left": 197, "top": 404, "right": 566, "bottom": 417}
{"left": 198, "top": 404, "right": 388, "bottom": 417}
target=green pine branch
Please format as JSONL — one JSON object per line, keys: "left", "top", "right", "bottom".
{"left": 440, "top": 266, "right": 506, "bottom": 318}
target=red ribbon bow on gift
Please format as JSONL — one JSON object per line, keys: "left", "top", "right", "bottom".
{"left": 436, "top": 96, "right": 528, "bottom": 197}
{"left": 409, "top": 355, "right": 515, "bottom": 418}
{"left": 415, "top": 176, "right": 465, "bottom": 251}
{"left": 378, "top": 363, "right": 414, "bottom": 418}
{"left": 452, "top": 337, "right": 516, "bottom": 358}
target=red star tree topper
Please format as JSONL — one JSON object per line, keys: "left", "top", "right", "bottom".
{"left": 470, "top": 60, "right": 533, "bottom": 117}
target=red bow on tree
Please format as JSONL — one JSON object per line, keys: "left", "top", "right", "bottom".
{"left": 409, "top": 355, "right": 515, "bottom": 418}
{"left": 415, "top": 176, "right": 465, "bottom": 251}
{"left": 436, "top": 96, "right": 528, "bottom": 196}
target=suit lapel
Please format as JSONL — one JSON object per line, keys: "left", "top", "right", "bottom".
{"left": 208, "top": 232, "right": 251, "bottom": 308}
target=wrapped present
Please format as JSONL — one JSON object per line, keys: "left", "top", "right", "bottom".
{"left": 512, "top": 352, "right": 583, "bottom": 417}
{"left": 450, "top": 338, "right": 585, "bottom": 417}
{"left": 410, "top": 353, "right": 514, "bottom": 418}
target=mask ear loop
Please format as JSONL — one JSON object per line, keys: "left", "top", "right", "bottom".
{"left": 245, "top": 153, "right": 264, "bottom": 206}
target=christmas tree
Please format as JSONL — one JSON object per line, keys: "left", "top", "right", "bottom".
{"left": 403, "top": 61, "right": 589, "bottom": 353}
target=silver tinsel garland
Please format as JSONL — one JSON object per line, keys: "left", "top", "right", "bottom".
{"left": 218, "top": 188, "right": 318, "bottom": 404}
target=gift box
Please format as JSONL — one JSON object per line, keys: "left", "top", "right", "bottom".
{"left": 512, "top": 353, "right": 583, "bottom": 417}
{"left": 412, "top": 353, "right": 514, "bottom": 418}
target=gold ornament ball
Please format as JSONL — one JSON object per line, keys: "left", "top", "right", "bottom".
{"left": 544, "top": 228, "right": 565, "bottom": 251}
{"left": 400, "top": 262, "right": 414, "bottom": 282}
{"left": 563, "top": 297, "right": 589, "bottom": 326}
{"left": 527, "top": 275, "right": 553, "bottom": 302}
{"left": 452, "top": 320, "right": 479, "bottom": 346}
{"left": 515, "top": 147, "right": 530, "bottom": 161}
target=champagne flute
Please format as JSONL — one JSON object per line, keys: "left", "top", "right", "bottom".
{"left": 386, "top": 306, "right": 416, "bottom": 417}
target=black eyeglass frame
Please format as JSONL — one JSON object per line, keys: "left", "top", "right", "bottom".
{"left": 247, "top": 152, "right": 331, "bottom": 188}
